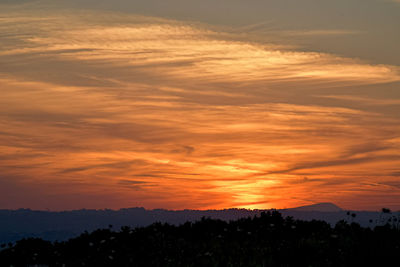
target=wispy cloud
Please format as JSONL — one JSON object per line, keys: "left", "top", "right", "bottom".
{"left": 316, "top": 95, "right": 400, "bottom": 106}
{"left": 0, "top": 8, "right": 400, "bottom": 211}
{"left": 279, "top": 29, "right": 363, "bottom": 37}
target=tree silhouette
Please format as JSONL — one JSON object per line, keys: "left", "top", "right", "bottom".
{"left": 0, "top": 210, "right": 399, "bottom": 266}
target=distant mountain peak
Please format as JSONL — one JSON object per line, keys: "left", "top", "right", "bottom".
{"left": 290, "top": 203, "right": 343, "bottom": 212}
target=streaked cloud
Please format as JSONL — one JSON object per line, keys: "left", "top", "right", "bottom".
{"left": 316, "top": 95, "right": 400, "bottom": 106}
{"left": 0, "top": 5, "right": 400, "bottom": 211}
{"left": 278, "top": 30, "right": 363, "bottom": 37}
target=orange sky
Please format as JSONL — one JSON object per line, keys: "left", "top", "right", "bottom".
{"left": 1, "top": 3, "right": 400, "bottom": 211}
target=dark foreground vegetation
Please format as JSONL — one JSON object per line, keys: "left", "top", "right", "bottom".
{"left": 1, "top": 210, "right": 399, "bottom": 266}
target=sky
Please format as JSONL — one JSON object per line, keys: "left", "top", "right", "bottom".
{"left": 0, "top": 0, "right": 400, "bottom": 211}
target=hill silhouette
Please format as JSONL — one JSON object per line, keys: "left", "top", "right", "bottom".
{"left": 288, "top": 202, "right": 343, "bottom": 212}
{"left": 1, "top": 203, "right": 396, "bottom": 244}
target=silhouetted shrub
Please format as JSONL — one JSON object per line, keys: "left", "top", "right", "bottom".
{"left": 1, "top": 211, "right": 399, "bottom": 266}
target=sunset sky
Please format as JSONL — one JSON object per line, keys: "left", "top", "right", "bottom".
{"left": 1, "top": 0, "right": 400, "bottom": 211}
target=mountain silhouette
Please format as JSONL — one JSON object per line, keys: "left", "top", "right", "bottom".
{"left": 0, "top": 203, "right": 393, "bottom": 244}
{"left": 289, "top": 202, "right": 343, "bottom": 212}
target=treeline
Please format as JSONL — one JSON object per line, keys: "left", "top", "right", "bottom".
{"left": 0, "top": 210, "right": 399, "bottom": 266}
